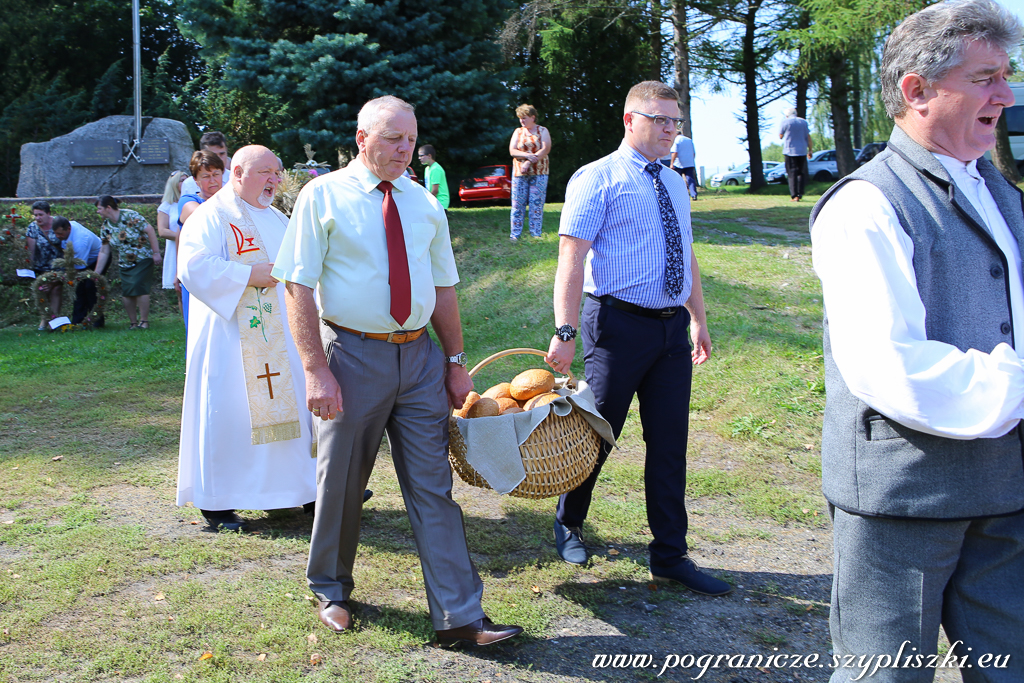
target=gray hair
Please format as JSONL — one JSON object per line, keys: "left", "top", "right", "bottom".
{"left": 784, "top": 108, "right": 797, "bottom": 118}
{"left": 881, "top": 0, "right": 1022, "bottom": 119}
{"left": 357, "top": 96, "right": 415, "bottom": 134}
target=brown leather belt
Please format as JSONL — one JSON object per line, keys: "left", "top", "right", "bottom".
{"left": 324, "top": 320, "right": 426, "bottom": 344}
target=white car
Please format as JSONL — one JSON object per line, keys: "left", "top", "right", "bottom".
{"left": 710, "top": 161, "right": 780, "bottom": 187}
{"left": 764, "top": 150, "right": 859, "bottom": 183}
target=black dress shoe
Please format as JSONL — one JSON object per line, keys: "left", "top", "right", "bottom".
{"left": 435, "top": 617, "right": 523, "bottom": 647}
{"left": 318, "top": 600, "right": 352, "bottom": 632}
{"left": 650, "top": 556, "right": 732, "bottom": 596}
{"left": 553, "top": 520, "right": 587, "bottom": 565}
{"left": 200, "top": 509, "right": 248, "bottom": 532}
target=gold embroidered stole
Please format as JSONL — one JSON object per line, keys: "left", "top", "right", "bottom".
{"left": 217, "top": 191, "right": 301, "bottom": 445}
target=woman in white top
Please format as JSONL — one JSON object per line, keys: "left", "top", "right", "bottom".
{"left": 156, "top": 170, "right": 187, "bottom": 315}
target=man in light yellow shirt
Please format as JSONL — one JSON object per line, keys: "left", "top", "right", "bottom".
{"left": 274, "top": 95, "right": 522, "bottom": 647}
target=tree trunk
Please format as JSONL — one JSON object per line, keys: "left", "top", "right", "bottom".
{"left": 852, "top": 51, "right": 862, "bottom": 149}
{"left": 650, "top": 0, "right": 663, "bottom": 81}
{"left": 743, "top": 0, "right": 764, "bottom": 190}
{"left": 795, "top": 9, "right": 810, "bottom": 119}
{"left": 993, "top": 113, "right": 1021, "bottom": 184}
{"left": 829, "top": 51, "right": 857, "bottom": 179}
{"left": 672, "top": 0, "right": 693, "bottom": 138}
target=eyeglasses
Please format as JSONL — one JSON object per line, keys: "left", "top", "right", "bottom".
{"left": 630, "top": 111, "right": 684, "bottom": 131}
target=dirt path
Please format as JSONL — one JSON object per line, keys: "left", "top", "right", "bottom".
{"left": 58, "top": 433, "right": 966, "bottom": 682}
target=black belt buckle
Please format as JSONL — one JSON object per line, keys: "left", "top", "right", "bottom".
{"left": 657, "top": 307, "right": 678, "bottom": 319}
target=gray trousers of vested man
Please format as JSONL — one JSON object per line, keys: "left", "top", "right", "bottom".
{"left": 305, "top": 323, "right": 486, "bottom": 631}
{"left": 829, "top": 506, "right": 1024, "bottom": 683}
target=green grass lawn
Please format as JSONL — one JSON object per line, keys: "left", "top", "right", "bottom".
{"left": 0, "top": 190, "right": 830, "bottom": 682}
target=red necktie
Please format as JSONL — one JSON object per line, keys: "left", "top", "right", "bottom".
{"left": 378, "top": 181, "right": 411, "bottom": 326}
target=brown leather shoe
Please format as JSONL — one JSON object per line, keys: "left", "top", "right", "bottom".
{"left": 318, "top": 600, "right": 352, "bottom": 632}
{"left": 435, "top": 617, "right": 523, "bottom": 647}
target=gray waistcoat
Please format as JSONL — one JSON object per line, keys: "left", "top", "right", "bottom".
{"left": 811, "top": 126, "right": 1024, "bottom": 519}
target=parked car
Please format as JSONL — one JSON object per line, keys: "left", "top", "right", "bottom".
{"left": 710, "top": 161, "right": 780, "bottom": 187}
{"left": 764, "top": 149, "right": 860, "bottom": 183}
{"left": 458, "top": 164, "right": 512, "bottom": 204}
{"left": 855, "top": 142, "right": 887, "bottom": 166}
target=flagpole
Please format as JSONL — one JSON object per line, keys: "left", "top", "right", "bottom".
{"left": 132, "top": 0, "right": 142, "bottom": 148}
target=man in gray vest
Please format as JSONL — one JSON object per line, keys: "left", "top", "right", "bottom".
{"left": 811, "top": 1, "right": 1024, "bottom": 680}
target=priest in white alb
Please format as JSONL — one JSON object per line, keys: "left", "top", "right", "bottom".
{"left": 176, "top": 145, "right": 316, "bottom": 531}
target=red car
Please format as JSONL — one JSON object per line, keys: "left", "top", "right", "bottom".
{"left": 458, "top": 165, "right": 512, "bottom": 204}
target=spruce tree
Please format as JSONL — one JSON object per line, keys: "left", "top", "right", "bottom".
{"left": 178, "top": 0, "right": 517, "bottom": 165}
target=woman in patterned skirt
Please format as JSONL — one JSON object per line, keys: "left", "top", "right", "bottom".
{"left": 508, "top": 104, "right": 552, "bottom": 242}
{"left": 94, "top": 196, "right": 162, "bottom": 330}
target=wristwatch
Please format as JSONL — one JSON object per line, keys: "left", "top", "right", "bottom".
{"left": 555, "top": 324, "right": 577, "bottom": 342}
{"left": 446, "top": 351, "right": 468, "bottom": 367}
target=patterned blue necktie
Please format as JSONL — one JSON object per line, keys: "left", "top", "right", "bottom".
{"left": 644, "top": 161, "right": 686, "bottom": 300}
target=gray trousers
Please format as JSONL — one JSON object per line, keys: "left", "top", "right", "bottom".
{"left": 829, "top": 506, "right": 1024, "bottom": 682}
{"left": 305, "top": 323, "right": 485, "bottom": 630}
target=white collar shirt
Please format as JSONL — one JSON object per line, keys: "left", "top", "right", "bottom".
{"left": 811, "top": 153, "right": 1024, "bottom": 439}
{"left": 934, "top": 154, "right": 1024, "bottom": 350}
{"left": 272, "top": 158, "right": 459, "bottom": 332}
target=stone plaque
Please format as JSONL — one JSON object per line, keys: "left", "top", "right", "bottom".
{"left": 68, "top": 139, "right": 126, "bottom": 167}
{"left": 139, "top": 138, "right": 170, "bottom": 165}
{"left": 19, "top": 116, "right": 195, "bottom": 197}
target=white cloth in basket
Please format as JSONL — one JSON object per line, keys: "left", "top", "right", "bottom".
{"left": 456, "top": 380, "right": 616, "bottom": 494}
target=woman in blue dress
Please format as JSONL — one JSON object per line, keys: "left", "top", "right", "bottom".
{"left": 176, "top": 150, "right": 225, "bottom": 327}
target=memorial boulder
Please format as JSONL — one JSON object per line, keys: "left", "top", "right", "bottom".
{"left": 17, "top": 116, "right": 194, "bottom": 198}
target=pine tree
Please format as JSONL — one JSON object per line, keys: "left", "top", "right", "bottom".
{"left": 178, "top": 0, "right": 517, "bottom": 166}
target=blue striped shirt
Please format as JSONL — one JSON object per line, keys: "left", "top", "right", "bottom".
{"left": 559, "top": 141, "right": 693, "bottom": 309}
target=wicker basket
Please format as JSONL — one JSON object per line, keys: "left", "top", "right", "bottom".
{"left": 448, "top": 348, "right": 602, "bottom": 499}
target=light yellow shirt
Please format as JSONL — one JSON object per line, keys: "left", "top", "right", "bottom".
{"left": 272, "top": 158, "right": 459, "bottom": 332}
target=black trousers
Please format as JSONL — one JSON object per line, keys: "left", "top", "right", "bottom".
{"left": 785, "top": 155, "right": 807, "bottom": 198}
{"left": 70, "top": 259, "right": 105, "bottom": 325}
{"left": 674, "top": 166, "right": 698, "bottom": 197}
{"left": 555, "top": 296, "right": 693, "bottom": 567}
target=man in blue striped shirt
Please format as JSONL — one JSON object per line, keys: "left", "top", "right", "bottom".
{"left": 545, "top": 81, "right": 729, "bottom": 596}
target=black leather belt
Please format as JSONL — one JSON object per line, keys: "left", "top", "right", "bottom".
{"left": 588, "top": 293, "right": 680, "bottom": 319}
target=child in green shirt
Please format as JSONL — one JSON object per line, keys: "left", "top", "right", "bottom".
{"left": 417, "top": 145, "right": 450, "bottom": 209}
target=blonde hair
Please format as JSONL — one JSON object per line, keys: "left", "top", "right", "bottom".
{"left": 161, "top": 170, "right": 187, "bottom": 205}
{"left": 515, "top": 104, "right": 538, "bottom": 120}
{"left": 623, "top": 81, "right": 678, "bottom": 115}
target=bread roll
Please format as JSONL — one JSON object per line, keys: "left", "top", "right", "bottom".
{"left": 501, "top": 406, "right": 525, "bottom": 415}
{"left": 524, "top": 391, "right": 560, "bottom": 410}
{"left": 510, "top": 369, "right": 555, "bottom": 401}
{"left": 495, "top": 397, "right": 519, "bottom": 413}
{"left": 482, "top": 382, "right": 513, "bottom": 400}
{"left": 467, "top": 397, "right": 500, "bottom": 418}
{"left": 453, "top": 391, "right": 481, "bottom": 419}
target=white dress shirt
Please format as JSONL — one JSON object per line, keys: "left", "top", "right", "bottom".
{"left": 273, "top": 158, "right": 459, "bottom": 332}
{"left": 812, "top": 154, "right": 1024, "bottom": 439}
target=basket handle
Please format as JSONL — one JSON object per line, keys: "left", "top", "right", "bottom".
{"left": 467, "top": 347, "right": 574, "bottom": 383}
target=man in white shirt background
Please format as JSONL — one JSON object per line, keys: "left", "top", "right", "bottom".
{"left": 670, "top": 130, "right": 698, "bottom": 199}
{"left": 52, "top": 216, "right": 103, "bottom": 325}
{"left": 810, "top": 1, "right": 1024, "bottom": 679}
